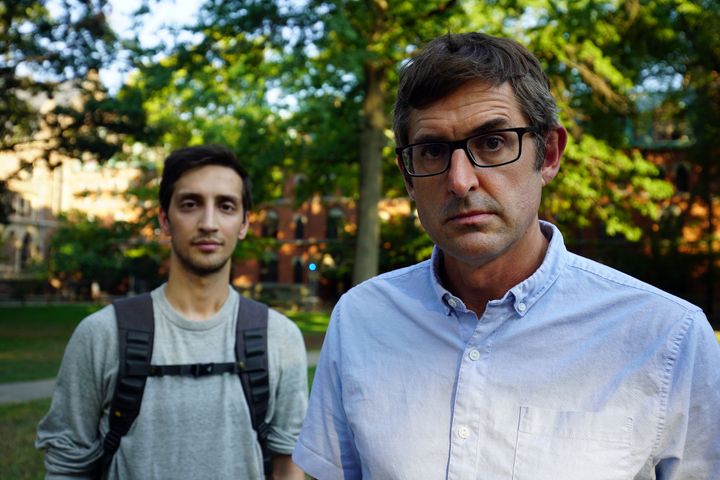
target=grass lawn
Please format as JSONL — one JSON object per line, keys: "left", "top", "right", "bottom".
{"left": 0, "top": 304, "right": 328, "bottom": 479}
{"left": 0, "top": 305, "right": 103, "bottom": 383}
{"left": 0, "top": 304, "right": 329, "bottom": 384}
{"left": 0, "top": 398, "right": 49, "bottom": 480}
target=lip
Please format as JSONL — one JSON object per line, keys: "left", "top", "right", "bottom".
{"left": 445, "top": 210, "right": 494, "bottom": 225}
{"left": 193, "top": 241, "right": 222, "bottom": 252}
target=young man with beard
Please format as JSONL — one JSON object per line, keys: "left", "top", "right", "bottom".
{"left": 292, "top": 33, "right": 720, "bottom": 479}
{"left": 37, "top": 145, "right": 307, "bottom": 479}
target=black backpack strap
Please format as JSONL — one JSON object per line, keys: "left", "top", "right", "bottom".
{"left": 234, "top": 295, "right": 271, "bottom": 475}
{"left": 99, "top": 293, "right": 154, "bottom": 474}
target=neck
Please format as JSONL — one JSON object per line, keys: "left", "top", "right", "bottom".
{"left": 164, "top": 259, "right": 231, "bottom": 321}
{"left": 441, "top": 222, "right": 549, "bottom": 316}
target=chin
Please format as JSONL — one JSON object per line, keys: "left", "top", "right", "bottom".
{"left": 178, "top": 253, "right": 231, "bottom": 277}
{"left": 441, "top": 240, "right": 505, "bottom": 266}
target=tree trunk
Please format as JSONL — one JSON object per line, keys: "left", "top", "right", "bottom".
{"left": 352, "top": 61, "right": 387, "bottom": 285}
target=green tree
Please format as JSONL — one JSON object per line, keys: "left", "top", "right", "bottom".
{"left": 0, "top": 1, "right": 152, "bottom": 181}
{"left": 130, "top": 0, "right": 690, "bottom": 284}
{"left": 47, "top": 212, "right": 162, "bottom": 298}
{"left": 618, "top": 0, "right": 720, "bottom": 316}
{"left": 456, "top": 0, "right": 676, "bottom": 240}
{"left": 133, "top": 0, "right": 465, "bottom": 285}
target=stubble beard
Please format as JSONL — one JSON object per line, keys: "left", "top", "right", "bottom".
{"left": 172, "top": 240, "right": 232, "bottom": 277}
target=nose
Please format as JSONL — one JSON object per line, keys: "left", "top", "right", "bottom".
{"left": 446, "top": 148, "right": 479, "bottom": 197}
{"left": 198, "top": 205, "right": 219, "bottom": 232}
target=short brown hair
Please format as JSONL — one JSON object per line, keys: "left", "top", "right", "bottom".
{"left": 392, "top": 32, "right": 559, "bottom": 170}
{"left": 159, "top": 145, "right": 252, "bottom": 218}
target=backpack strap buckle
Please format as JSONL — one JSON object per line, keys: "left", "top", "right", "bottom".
{"left": 191, "top": 363, "right": 215, "bottom": 377}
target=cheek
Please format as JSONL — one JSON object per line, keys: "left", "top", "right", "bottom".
{"left": 511, "top": 177, "right": 543, "bottom": 213}
{"left": 412, "top": 187, "right": 442, "bottom": 219}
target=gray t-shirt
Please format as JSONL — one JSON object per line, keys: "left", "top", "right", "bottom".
{"left": 36, "top": 285, "right": 308, "bottom": 479}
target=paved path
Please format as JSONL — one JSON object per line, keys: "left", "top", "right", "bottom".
{"left": 0, "top": 378, "right": 56, "bottom": 405}
{"left": 0, "top": 350, "right": 321, "bottom": 405}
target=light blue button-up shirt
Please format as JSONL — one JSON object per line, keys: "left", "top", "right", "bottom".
{"left": 293, "top": 222, "right": 720, "bottom": 479}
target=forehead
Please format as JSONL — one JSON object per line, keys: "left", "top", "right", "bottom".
{"left": 407, "top": 80, "right": 525, "bottom": 142}
{"left": 173, "top": 164, "right": 244, "bottom": 198}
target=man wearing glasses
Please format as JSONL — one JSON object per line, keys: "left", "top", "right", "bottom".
{"left": 293, "top": 32, "right": 720, "bottom": 479}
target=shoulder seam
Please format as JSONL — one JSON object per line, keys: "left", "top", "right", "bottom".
{"left": 565, "top": 256, "right": 700, "bottom": 312}
{"left": 651, "top": 310, "right": 696, "bottom": 458}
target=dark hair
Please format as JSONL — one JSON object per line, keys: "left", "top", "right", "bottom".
{"left": 159, "top": 145, "right": 252, "bottom": 218}
{"left": 392, "top": 32, "right": 559, "bottom": 170}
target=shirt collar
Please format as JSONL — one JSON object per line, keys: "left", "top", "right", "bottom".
{"left": 429, "top": 220, "right": 567, "bottom": 317}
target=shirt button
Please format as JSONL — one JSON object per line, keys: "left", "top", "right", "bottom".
{"left": 468, "top": 350, "right": 480, "bottom": 361}
{"left": 447, "top": 298, "right": 458, "bottom": 309}
{"left": 517, "top": 302, "right": 527, "bottom": 312}
{"left": 457, "top": 426, "right": 470, "bottom": 439}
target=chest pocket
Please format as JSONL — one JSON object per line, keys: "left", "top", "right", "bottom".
{"left": 512, "top": 406, "right": 633, "bottom": 480}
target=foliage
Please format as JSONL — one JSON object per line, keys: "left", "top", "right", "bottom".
{"left": 1, "top": 0, "right": 114, "bottom": 146}
{"left": 455, "top": 1, "right": 678, "bottom": 240}
{"left": 9, "top": 1, "right": 718, "bottom": 296}
{"left": 379, "top": 214, "right": 434, "bottom": 272}
{"left": 123, "top": 11, "right": 289, "bottom": 202}
{"left": 544, "top": 135, "right": 673, "bottom": 240}
{"left": 47, "top": 212, "right": 163, "bottom": 298}
{"left": 0, "top": 0, "right": 155, "bottom": 228}
{"left": 128, "top": 0, "right": 694, "bottom": 283}
{"left": 132, "top": 0, "right": 465, "bottom": 285}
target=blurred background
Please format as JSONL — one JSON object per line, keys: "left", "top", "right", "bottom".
{"left": 1, "top": 0, "right": 719, "bottom": 329}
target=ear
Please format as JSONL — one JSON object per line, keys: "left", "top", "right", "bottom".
{"left": 159, "top": 208, "right": 171, "bottom": 235}
{"left": 397, "top": 156, "right": 416, "bottom": 200}
{"left": 238, "top": 214, "right": 250, "bottom": 241}
{"left": 540, "top": 126, "right": 566, "bottom": 186}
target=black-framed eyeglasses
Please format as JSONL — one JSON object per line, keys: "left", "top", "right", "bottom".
{"left": 395, "top": 126, "right": 539, "bottom": 178}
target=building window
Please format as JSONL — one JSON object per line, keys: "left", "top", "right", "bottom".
{"left": 326, "top": 207, "right": 344, "bottom": 239}
{"left": 293, "top": 258, "right": 304, "bottom": 284}
{"left": 675, "top": 164, "right": 689, "bottom": 193}
{"left": 260, "top": 253, "right": 278, "bottom": 283}
{"left": 294, "top": 215, "right": 306, "bottom": 240}
{"left": 21, "top": 232, "right": 32, "bottom": 267}
{"left": 261, "top": 210, "right": 279, "bottom": 238}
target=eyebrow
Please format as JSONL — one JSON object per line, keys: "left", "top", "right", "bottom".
{"left": 174, "top": 192, "right": 240, "bottom": 204}
{"left": 412, "top": 118, "right": 512, "bottom": 144}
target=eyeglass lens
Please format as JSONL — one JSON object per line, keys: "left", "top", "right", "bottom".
{"left": 404, "top": 130, "right": 522, "bottom": 176}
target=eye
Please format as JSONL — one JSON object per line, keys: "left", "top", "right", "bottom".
{"left": 479, "top": 135, "right": 505, "bottom": 151}
{"left": 179, "top": 199, "right": 198, "bottom": 210}
{"left": 219, "top": 202, "right": 237, "bottom": 213}
{"left": 418, "top": 143, "right": 446, "bottom": 160}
